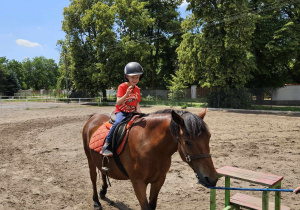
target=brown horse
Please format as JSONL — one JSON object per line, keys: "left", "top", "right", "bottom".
{"left": 82, "top": 108, "right": 218, "bottom": 210}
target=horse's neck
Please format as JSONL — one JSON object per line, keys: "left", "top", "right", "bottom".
{"left": 142, "top": 114, "right": 178, "bottom": 156}
{"left": 155, "top": 117, "right": 178, "bottom": 156}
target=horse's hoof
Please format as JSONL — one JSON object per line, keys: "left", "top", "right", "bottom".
{"left": 94, "top": 202, "right": 102, "bottom": 210}
{"left": 99, "top": 188, "right": 107, "bottom": 199}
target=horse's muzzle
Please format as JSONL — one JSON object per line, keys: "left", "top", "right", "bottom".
{"left": 196, "top": 173, "right": 218, "bottom": 187}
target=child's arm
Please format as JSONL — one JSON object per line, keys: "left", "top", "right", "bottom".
{"left": 116, "top": 86, "right": 133, "bottom": 105}
{"left": 136, "top": 102, "right": 141, "bottom": 113}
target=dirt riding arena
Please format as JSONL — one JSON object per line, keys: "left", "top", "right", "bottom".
{"left": 0, "top": 102, "right": 299, "bottom": 209}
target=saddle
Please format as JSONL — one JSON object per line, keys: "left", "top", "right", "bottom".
{"left": 89, "top": 113, "right": 144, "bottom": 177}
{"left": 89, "top": 113, "right": 140, "bottom": 155}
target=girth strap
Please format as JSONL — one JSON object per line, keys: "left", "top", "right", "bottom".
{"left": 111, "top": 113, "right": 146, "bottom": 177}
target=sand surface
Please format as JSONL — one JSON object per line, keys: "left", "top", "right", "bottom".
{"left": 0, "top": 102, "right": 299, "bottom": 209}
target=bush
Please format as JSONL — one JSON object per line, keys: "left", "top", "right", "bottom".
{"left": 69, "top": 90, "right": 88, "bottom": 98}
{"left": 181, "top": 104, "right": 187, "bottom": 109}
{"left": 207, "top": 88, "right": 252, "bottom": 109}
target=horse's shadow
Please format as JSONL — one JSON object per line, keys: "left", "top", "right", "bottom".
{"left": 102, "top": 197, "right": 133, "bottom": 210}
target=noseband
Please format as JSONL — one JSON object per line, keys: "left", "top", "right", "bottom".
{"left": 177, "top": 139, "right": 211, "bottom": 163}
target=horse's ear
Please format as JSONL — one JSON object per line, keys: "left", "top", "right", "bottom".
{"left": 198, "top": 108, "right": 207, "bottom": 119}
{"left": 171, "top": 110, "right": 184, "bottom": 127}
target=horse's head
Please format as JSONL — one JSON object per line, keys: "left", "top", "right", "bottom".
{"left": 171, "top": 108, "right": 218, "bottom": 187}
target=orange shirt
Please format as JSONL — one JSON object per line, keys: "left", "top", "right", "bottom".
{"left": 115, "top": 83, "right": 141, "bottom": 113}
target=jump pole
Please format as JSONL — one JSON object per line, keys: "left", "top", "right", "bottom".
{"left": 207, "top": 186, "right": 295, "bottom": 193}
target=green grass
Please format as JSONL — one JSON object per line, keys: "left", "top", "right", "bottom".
{"left": 141, "top": 99, "right": 300, "bottom": 112}
{"left": 250, "top": 105, "right": 300, "bottom": 112}
{"left": 3, "top": 97, "right": 299, "bottom": 112}
{"left": 140, "top": 100, "right": 207, "bottom": 108}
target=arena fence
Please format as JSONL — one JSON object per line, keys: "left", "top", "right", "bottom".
{"left": 0, "top": 97, "right": 102, "bottom": 109}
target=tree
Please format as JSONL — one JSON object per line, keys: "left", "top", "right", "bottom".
{"left": 112, "top": 0, "right": 154, "bottom": 88}
{"left": 5, "top": 70, "right": 21, "bottom": 95}
{"left": 0, "top": 57, "right": 20, "bottom": 96}
{"left": 56, "top": 40, "right": 73, "bottom": 90}
{"left": 176, "top": 0, "right": 256, "bottom": 89}
{"left": 62, "top": 0, "right": 118, "bottom": 97}
{"left": 246, "top": 0, "right": 300, "bottom": 102}
{"left": 22, "top": 57, "right": 59, "bottom": 90}
{"left": 0, "top": 57, "right": 9, "bottom": 94}
{"left": 7, "top": 59, "right": 26, "bottom": 89}
{"left": 141, "top": 0, "right": 183, "bottom": 89}
{"left": 61, "top": 0, "right": 184, "bottom": 96}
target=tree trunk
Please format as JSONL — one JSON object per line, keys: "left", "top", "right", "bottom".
{"left": 102, "top": 88, "right": 107, "bottom": 101}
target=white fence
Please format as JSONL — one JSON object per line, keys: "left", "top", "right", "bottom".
{"left": 0, "top": 98, "right": 102, "bottom": 109}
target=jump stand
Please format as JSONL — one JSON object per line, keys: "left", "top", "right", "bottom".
{"left": 210, "top": 166, "right": 290, "bottom": 210}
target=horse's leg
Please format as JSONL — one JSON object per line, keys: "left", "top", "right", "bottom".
{"left": 88, "top": 160, "right": 102, "bottom": 210}
{"left": 99, "top": 172, "right": 108, "bottom": 199}
{"left": 149, "top": 177, "right": 166, "bottom": 210}
{"left": 131, "top": 180, "right": 150, "bottom": 210}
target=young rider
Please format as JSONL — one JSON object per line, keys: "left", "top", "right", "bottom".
{"left": 100, "top": 62, "right": 143, "bottom": 156}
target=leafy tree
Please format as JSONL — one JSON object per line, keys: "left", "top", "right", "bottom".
{"left": 56, "top": 40, "right": 73, "bottom": 90}
{"left": 5, "top": 70, "right": 21, "bottom": 95}
{"left": 61, "top": 0, "right": 183, "bottom": 96}
{"left": 112, "top": 0, "right": 154, "bottom": 87}
{"left": 7, "top": 59, "right": 26, "bottom": 89}
{"left": 246, "top": 0, "right": 300, "bottom": 102}
{"left": 0, "top": 57, "right": 9, "bottom": 94}
{"left": 0, "top": 57, "right": 20, "bottom": 96}
{"left": 141, "top": 0, "right": 183, "bottom": 89}
{"left": 177, "top": 0, "right": 256, "bottom": 89}
{"left": 62, "top": 0, "right": 117, "bottom": 97}
{"left": 22, "top": 57, "right": 59, "bottom": 90}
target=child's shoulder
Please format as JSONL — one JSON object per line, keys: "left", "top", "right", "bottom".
{"left": 118, "top": 82, "right": 128, "bottom": 88}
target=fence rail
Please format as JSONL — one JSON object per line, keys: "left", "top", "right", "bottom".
{"left": 0, "top": 97, "right": 104, "bottom": 109}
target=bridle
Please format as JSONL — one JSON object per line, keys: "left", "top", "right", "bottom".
{"left": 177, "top": 138, "right": 211, "bottom": 163}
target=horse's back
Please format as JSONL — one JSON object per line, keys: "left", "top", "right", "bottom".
{"left": 82, "top": 113, "right": 109, "bottom": 147}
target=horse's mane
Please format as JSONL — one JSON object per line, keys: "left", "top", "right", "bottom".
{"left": 152, "top": 109, "right": 208, "bottom": 139}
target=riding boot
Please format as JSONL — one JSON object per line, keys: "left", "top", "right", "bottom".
{"left": 100, "top": 143, "right": 113, "bottom": 156}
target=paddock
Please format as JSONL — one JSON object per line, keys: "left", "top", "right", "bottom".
{"left": 0, "top": 103, "right": 299, "bottom": 209}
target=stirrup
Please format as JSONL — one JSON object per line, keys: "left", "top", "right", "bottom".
{"left": 102, "top": 156, "right": 110, "bottom": 172}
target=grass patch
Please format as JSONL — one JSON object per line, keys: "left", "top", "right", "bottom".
{"left": 250, "top": 105, "right": 300, "bottom": 112}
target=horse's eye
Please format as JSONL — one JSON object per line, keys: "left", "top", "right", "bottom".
{"left": 184, "top": 140, "right": 192, "bottom": 146}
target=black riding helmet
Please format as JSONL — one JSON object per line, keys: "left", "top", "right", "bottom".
{"left": 124, "top": 62, "right": 143, "bottom": 82}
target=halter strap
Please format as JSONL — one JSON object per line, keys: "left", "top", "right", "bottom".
{"left": 178, "top": 141, "right": 211, "bottom": 163}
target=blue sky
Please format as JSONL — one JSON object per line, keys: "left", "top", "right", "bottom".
{"left": 0, "top": 0, "right": 189, "bottom": 64}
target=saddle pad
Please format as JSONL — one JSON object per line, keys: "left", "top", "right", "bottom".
{"left": 89, "top": 122, "right": 112, "bottom": 153}
{"left": 89, "top": 115, "right": 139, "bottom": 156}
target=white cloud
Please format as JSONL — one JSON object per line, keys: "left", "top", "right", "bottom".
{"left": 180, "top": 0, "right": 188, "bottom": 8}
{"left": 16, "top": 39, "right": 41, "bottom": 47}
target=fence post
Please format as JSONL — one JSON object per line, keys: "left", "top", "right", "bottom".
{"left": 26, "top": 99, "right": 28, "bottom": 109}
{"left": 79, "top": 98, "right": 81, "bottom": 105}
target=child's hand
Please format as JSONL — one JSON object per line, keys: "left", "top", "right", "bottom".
{"left": 126, "top": 86, "right": 134, "bottom": 95}
{"left": 294, "top": 186, "right": 300, "bottom": 194}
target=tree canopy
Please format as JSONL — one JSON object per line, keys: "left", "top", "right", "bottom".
{"left": 175, "top": 0, "right": 300, "bottom": 92}
{"left": 61, "top": 0, "right": 183, "bottom": 96}
{"left": 2, "top": 0, "right": 300, "bottom": 103}
{"left": 0, "top": 56, "right": 59, "bottom": 96}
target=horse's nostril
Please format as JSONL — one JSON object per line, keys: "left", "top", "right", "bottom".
{"left": 204, "top": 176, "right": 218, "bottom": 186}
{"left": 204, "top": 176, "right": 211, "bottom": 184}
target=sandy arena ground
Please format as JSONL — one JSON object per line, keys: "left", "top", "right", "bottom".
{"left": 0, "top": 102, "right": 299, "bottom": 209}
